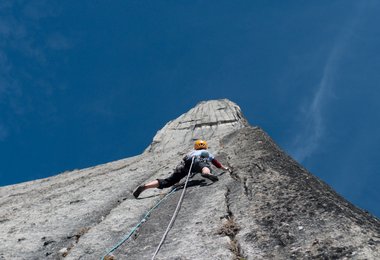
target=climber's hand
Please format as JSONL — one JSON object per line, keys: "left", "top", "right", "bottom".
{"left": 223, "top": 166, "right": 231, "bottom": 173}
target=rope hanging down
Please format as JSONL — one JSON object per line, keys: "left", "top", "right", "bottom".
{"left": 100, "top": 188, "right": 177, "bottom": 260}
{"left": 151, "top": 157, "right": 195, "bottom": 260}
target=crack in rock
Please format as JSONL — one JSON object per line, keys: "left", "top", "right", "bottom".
{"left": 217, "top": 186, "right": 246, "bottom": 260}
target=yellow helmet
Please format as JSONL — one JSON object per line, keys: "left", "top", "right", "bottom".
{"left": 194, "top": 139, "right": 208, "bottom": 150}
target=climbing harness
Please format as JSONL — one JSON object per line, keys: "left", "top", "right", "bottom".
{"left": 151, "top": 157, "right": 195, "bottom": 260}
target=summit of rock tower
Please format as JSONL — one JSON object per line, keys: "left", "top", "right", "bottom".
{"left": 146, "top": 99, "right": 249, "bottom": 153}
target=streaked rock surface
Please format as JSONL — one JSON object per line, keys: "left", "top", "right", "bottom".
{"left": 0, "top": 99, "right": 379, "bottom": 260}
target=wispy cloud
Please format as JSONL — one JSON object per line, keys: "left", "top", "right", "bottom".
{"left": 0, "top": 1, "right": 71, "bottom": 142}
{"left": 291, "top": 44, "right": 339, "bottom": 162}
{"left": 291, "top": 3, "right": 368, "bottom": 162}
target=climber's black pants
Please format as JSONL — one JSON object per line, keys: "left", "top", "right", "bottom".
{"left": 157, "top": 160, "right": 211, "bottom": 189}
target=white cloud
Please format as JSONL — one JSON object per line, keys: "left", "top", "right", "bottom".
{"left": 290, "top": 3, "right": 368, "bottom": 162}
{"left": 291, "top": 45, "right": 338, "bottom": 162}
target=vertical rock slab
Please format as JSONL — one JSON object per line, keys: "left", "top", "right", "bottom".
{"left": 1, "top": 99, "right": 379, "bottom": 260}
{"left": 221, "top": 126, "right": 380, "bottom": 259}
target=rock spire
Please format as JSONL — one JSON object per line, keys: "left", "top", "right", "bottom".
{"left": 0, "top": 99, "right": 379, "bottom": 260}
{"left": 146, "top": 99, "right": 248, "bottom": 153}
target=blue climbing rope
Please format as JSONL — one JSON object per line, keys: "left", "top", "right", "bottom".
{"left": 100, "top": 188, "right": 177, "bottom": 260}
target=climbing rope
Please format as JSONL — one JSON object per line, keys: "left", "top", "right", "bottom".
{"left": 100, "top": 187, "right": 177, "bottom": 260}
{"left": 101, "top": 157, "right": 195, "bottom": 259}
{"left": 151, "top": 157, "right": 195, "bottom": 260}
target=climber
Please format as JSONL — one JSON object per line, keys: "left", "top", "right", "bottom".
{"left": 133, "top": 139, "right": 231, "bottom": 198}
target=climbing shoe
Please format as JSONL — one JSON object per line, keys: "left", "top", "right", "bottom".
{"left": 133, "top": 185, "right": 145, "bottom": 198}
{"left": 201, "top": 173, "right": 219, "bottom": 182}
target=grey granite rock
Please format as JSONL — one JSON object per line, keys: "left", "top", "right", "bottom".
{"left": 0, "top": 99, "right": 379, "bottom": 260}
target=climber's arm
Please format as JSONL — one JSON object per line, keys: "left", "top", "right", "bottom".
{"left": 211, "top": 159, "right": 232, "bottom": 173}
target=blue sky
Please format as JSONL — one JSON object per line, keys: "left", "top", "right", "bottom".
{"left": 1, "top": 1, "right": 379, "bottom": 217}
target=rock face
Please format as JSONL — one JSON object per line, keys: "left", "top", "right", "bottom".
{"left": 0, "top": 99, "right": 379, "bottom": 260}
